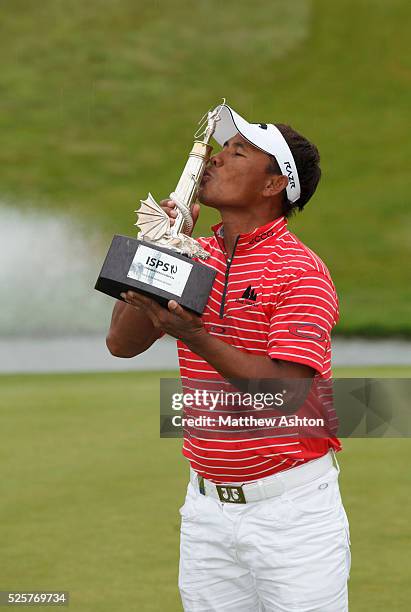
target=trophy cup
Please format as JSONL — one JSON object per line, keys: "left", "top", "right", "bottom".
{"left": 95, "top": 105, "right": 223, "bottom": 314}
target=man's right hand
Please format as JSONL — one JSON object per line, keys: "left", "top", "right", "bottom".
{"left": 160, "top": 199, "right": 200, "bottom": 236}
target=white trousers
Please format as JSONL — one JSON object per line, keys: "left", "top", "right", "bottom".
{"left": 179, "top": 466, "right": 350, "bottom": 611}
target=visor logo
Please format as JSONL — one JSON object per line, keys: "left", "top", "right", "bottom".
{"left": 284, "top": 161, "right": 296, "bottom": 189}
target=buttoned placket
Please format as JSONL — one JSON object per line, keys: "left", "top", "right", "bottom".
{"left": 211, "top": 216, "right": 287, "bottom": 319}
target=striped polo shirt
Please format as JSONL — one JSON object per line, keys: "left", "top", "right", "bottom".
{"left": 177, "top": 215, "right": 341, "bottom": 483}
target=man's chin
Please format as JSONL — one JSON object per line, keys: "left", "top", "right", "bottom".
{"left": 197, "top": 189, "right": 208, "bottom": 206}
{"left": 198, "top": 186, "right": 219, "bottom": 209}
{"left": 198, "top": 197, "right": 219, "bottom": 210}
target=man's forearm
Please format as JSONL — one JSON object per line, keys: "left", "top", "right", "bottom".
{"left": 106, "top": 300, "right": 162, "bottom": 358}
{"left": 185, "top": 330, "right": 309, "bottom": 380}
{"left": 184, "top": 331, "right": 314, "bottom": 406}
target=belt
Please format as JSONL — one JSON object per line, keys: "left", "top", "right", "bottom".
{"left": 190, "top": 451, "right": 337, "bottom": 504}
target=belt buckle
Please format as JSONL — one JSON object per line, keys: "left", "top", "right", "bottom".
{"left": 216, "top": 485, "right": 246, "bottom": 504}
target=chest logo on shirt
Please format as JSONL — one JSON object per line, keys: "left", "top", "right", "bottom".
{"left": 235, "top": 285, "right": 258, "bottom": 305}
{"left": 241, "top": 285, "right": 257, "bottom": 301}
{"left": 288, "top": 323, "right": 327, "bottom": 342}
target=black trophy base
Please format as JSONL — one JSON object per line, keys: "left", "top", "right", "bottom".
{"left": 95, "top": 235, "right": 216, "bottom": 315}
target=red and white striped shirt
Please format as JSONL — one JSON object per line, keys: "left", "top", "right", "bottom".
{"left": 177, "top": 215, "right": 341, "bottom": 483}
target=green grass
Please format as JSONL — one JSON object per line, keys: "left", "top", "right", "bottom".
{"left": 1, "top": 0, "right": 410, "bottom": 335}
{"left": 333, "top": 365, "right": 411, "bottom": 378}
{"left": 0, "top": 368, "right": 410, "bottom": 611}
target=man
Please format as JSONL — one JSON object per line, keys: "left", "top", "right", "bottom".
{"left": 107, "top": 104, "right": 350, "bottom": 611}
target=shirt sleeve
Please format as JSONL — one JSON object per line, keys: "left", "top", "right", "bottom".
{"left": 267, "top": 271, "right": 339, "bottom": 373}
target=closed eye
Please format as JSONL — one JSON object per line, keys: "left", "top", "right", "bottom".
{"left": 223, "top": 140, "right": 248, "bottom": 157}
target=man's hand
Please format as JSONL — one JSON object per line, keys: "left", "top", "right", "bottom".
{"left": 121, "top": 291, "right": 206, "bottom": 343}
{"left": 159, "top": 199, "right": 200, "bottom": 236}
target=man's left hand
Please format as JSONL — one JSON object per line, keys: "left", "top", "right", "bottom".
{"left": 121, "top": 291, "right": 206, "bottom": 344}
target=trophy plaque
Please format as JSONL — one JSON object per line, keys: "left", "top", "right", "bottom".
{"left": 95, "top": 105, "right": 223, "bottom": 314}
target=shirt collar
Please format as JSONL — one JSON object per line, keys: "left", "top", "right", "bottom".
{"left": 212, "top": 216, "right": 288, "bottom": 252}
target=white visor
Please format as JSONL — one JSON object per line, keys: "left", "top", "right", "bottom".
{"left": 212, "top": 104, "right": 301, "bottom": 203}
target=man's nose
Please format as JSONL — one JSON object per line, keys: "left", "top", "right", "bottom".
{"left": 210, "top": 151, "right": 224, "bottom": 166}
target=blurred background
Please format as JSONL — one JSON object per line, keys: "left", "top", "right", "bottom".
{"left": 0, "top": 1, "right": 410, "bottom": 610}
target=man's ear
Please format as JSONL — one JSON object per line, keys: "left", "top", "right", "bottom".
{"left": 263, "top": 174, "right": 288, "bottom": 198}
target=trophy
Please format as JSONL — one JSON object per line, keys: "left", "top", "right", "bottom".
{"left": 95, "top": 105, "right": 223, "bottom": 314}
